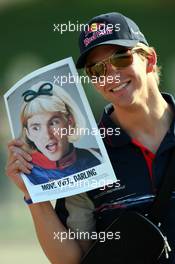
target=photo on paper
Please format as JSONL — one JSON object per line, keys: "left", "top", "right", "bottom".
{"left": 4, "top": 57, "right": 117, "bottom": 203}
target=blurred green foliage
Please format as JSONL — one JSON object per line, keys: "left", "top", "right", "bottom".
{"left": 1, "top": 0, "right": 175, "bottom": 100}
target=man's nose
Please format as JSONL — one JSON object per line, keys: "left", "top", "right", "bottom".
{"left": 106, "top": 61, "right": 120, "bottom": 76}
{"left": 42, "top": 126, "right": 54, "bottom": 139}
{"left": 103, "top": 62, "right": 121, "bottom": 85}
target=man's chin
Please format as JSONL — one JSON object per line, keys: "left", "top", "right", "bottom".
{"left": 114, "top": 94, "right": 135, "bottom": 108}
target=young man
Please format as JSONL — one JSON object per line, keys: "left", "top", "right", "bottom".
{"left": 6, "top": 12, "right": 175, "bottom": 264}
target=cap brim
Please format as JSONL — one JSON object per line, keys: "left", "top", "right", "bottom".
{"left": 76, "top": 39, "right": 139, "bottom": 69}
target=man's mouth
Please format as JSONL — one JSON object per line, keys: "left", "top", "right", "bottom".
{"left": 46, "top": 142, "right": 58, "bottom": 152}
{"left": 110, "top": 80, "right": 131, "bottom": 93}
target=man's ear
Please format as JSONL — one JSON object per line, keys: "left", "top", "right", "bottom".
{"left": 67, "top": 114, "right": 75, "bottom": 127}
{"left": 146, "top": 50, "right": 157, "bottom": 73}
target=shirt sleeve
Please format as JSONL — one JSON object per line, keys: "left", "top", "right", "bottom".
{"left": 55, "top": 192, "right": 96, "bottom": 236}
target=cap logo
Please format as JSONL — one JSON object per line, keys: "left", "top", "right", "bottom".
{"left": 84, "top": 22, "right": 113, "bottom": 47}
{"left": 85, "top": 23, "right": 105, "bottom": 35}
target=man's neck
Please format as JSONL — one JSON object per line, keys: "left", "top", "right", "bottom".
{"left": 111, "top": 90, "right": 173, "bottom": 152}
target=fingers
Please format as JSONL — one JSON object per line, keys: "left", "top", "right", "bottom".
{"left": 8, "top": 139, "right": 32, "bottom": 155}
{"left": 13, "top": 160, "right": 32, "bottom": 175}
{"left": 10, "top": 153, "right": 33, "bottom": 170}
{"left": 6, "top": 159, "right": 32, "bottom": 179}
{"left": 5, "top": 161, "right": 28, "bottom": 194}
{"left": 8, "top": 139, "right": 24, "bottom": 148}
{"left": 6, "top": 139, "right": 33, "bottom": 179}
{"left": 8, "top": 146, "right": 32, "bottom": 164}
{"left": 6, "top": 139, "right": 33, "bottom": 194}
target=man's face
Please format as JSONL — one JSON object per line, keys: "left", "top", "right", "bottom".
{"left": 26, "top": 112, "right": 72, "bottom": 161}
{"left": 85, "top": 44, "right": 148, "bottom": 108}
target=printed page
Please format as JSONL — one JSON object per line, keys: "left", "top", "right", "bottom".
{"left": 4, "top": 57, "right": 118, "bottom": 203}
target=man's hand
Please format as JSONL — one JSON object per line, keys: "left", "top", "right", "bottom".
{"left": 6, "top": 139, "right": 33, "bottom": 195}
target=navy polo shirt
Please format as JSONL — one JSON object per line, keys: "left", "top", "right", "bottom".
{"left": 55, "top": 93, "right": 175, "bottom": 263}
{"left": 86, "top": 92, "right": 175, "bottom": 263}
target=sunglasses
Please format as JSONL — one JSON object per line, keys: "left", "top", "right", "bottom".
{"left": 85, "top": 49, "right": 135, "bottom": 78}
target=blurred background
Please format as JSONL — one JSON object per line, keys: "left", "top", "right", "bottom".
{"left": 0, "top": 0, "right": 175, "bottom": 263}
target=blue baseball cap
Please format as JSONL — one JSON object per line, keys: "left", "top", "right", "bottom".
{"left": 76, "top": 12, "right": 148, "bottom": 69}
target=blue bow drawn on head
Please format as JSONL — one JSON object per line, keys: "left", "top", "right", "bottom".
{"left": 22, "top": 82, "right": 53, "bottom": 102}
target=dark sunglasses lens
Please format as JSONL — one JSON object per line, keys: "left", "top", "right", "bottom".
{"left": 110, "top": 51, "right": 133, "bottom": 68}
{"left": 88, "top": 62, "right": 105, "bottom": 77}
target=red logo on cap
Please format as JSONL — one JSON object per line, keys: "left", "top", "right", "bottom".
{"left": 84, "top": 23, "right": 113, "bottom": 47}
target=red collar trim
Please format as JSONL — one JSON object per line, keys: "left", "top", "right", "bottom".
{"left": 131, "top": 139, "right": 155, "bottom": 159}
{"left": 31, "top": 148, "right": 77, "bottom": 169}
{"left": 132, "top": 138, "right": 156, "bottom": 191}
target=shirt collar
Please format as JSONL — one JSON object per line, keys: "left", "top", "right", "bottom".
{"left": 31, "top": 144, "right": 77, "bottom": 169}
{"left": 99, "top": 92, "right": 175, "bottom": 148}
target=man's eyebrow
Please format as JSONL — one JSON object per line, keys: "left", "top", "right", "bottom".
{"left": 28, "top": 115, "right": 63, "bottom": 127}
{"left": 49, "top": 115, "right": 62, "bottom": 121}
{"left": 29, "top": 122, "right": 41, "bottom": 128}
